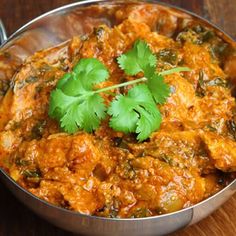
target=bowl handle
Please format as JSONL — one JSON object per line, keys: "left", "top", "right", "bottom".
{"left": 0, "top": 20, "right": 7, "bottom": 46}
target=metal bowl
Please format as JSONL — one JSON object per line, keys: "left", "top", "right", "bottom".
{"left": 0, "top": 1, "right": 235, "bottom": 235}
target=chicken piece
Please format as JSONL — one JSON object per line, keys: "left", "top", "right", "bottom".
{"left": 0, "top": 130, "right": 22, "bottom": 169}
{"left": 0, "top": 51, "right": 21, "bottom": 98}
{"left": 0, "top": 38, "right": 83, "bottom": 148}
{"left": 0, "top": 89, "right": 13, "bottom": 130}
{"left": 30, "top": 178, "right": 104, "bottom": 214}
{"left": 160, "top": 74, "right": 196, "bottom": 130}
{"left": 183, "top": 42, "right": 226, "bottom": 86}
{"left": 114, "top": 3, "right": 190, "bottom": 37}
{"left": 187, "top": 88, "right": 235, "bottom": 129}
{"left": 9, "top": 133, "right": 107, "bottom": 214}
{"left": 0, "top": 30, "right": 63, "bottom": 97}
{"left": 203, "top": 174, "right": 223, "bottom": 198}
{"left": 8, "top": 41, "right": 72, "bottom": 124}
{"left": 201, "top": 131, "right": 236, "bottom": 172}
{"left": 160, "top": 71, "right": 235, "bottom": 133}
{"left": 129, "top": 130, "right": 214, "bottom": 174}
{"left": 10, "top": 133, "right": 102, "bottom": 177}
{"left": 98, "top": 155, "right": 206, "bottom": 217}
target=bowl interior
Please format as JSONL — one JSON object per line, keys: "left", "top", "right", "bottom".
{"left": 0, "top": 0, "right": 236, "bottom": 223}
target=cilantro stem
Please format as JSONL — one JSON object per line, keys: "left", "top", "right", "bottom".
{"left": 93, "top": 67, "right": 191, "bottom": 95}
{"left": 94, "top": 77, "right": 147, "bottom": 94}
{"left": 73, "top": 77, "right": 148, "bottom": 100}
{"left": 159, "top": 67, "right": 191, "bottom": 76}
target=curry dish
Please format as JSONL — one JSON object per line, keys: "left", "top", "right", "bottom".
{"left": 0, "top": 3, "right": 236, "bottom": 218}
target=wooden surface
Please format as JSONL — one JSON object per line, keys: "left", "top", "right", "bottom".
{"left": 0, "top": 0, "right": 236, "bottom": 235}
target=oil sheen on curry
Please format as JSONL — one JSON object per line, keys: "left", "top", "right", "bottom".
{"left": 0, "top": 3, "right": 236, "bottom": 218}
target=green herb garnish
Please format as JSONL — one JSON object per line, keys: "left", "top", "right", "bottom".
{"left": 108, "top": 84, "right": 161, "bottom": 141}
{"left": 22, "top": 169, "right": 41, "bottom": 178}
{"left": 117, "top": 39, "right": 157, "bottom": 76}
{"left": 49, "top": 58, "right": 108, "bottom": 133}
{"left": 49, "top": 39, "right": 190, "bottom": 141}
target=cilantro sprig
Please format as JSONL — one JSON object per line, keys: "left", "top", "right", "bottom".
{"left": 108, "top": 84, "right": 162, "bottom": 141}
{"left": 49, "top": 58, "right": 108, "bottom": 133}
{"left": 49, "top": 39, "right": 190, "bottom": 141}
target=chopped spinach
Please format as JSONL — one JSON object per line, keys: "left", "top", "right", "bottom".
{"left": 160, "top": 154, "right": 173, "bottom": 165}
{"left": 131, "top": 208, "right": 152, "bottom": 218}
{"left": 202, "top": 30, "right": 215, "bottom": 42}
{"left": 192, "top": 25, "right": 204, "bottom": 33}
{"left": 113, "top": 137, "right": 129, "bottom": 150}
{"left": 207, "top": 77, "right": 228, "bottom": 88}
{"left": 95, "top": 26, "right": 105, "bottom": 39}
{"left": 80, "top": 35, "right": 88, "bottom": 41}
{"left": 15, "top": 158, "right": 30, "bottom": 166}
{"left": 226, "top": 120, "right": 236, "bottom": 140}
{"left": 3, "top": 51, "right": 11, "bottom": 59}
{"left": 196, "top": 70, "right": 228, "bottom": 97}
{"left": 39, "top": 64, "right": 52, "bottom": 73}
{"left": 10, "top": 121, "right": 21, "bottom": 131}
{"left": 0, "top": 79, "right": 10, "bottom": 96}
{"left": 23, "top": 169, "right": 41, "bottom": 178}
{"left": 156, "top": 49, "right": 178, "bottom": 65}
{"left": 35, "top": 85, "right": 43, "bottom": 93}
{"left": 177, "top": 29, "right": 203, "bottom": 45}
{"left": 31, "top": 120, "right": 46, "bottom": 140}
{"left": 195, "top": 70, "right": 206, "bottom": 97}
{"left": 118, "top": 161, "right": 136, "bottom": 180}
{"left": 176, "top": 24, "right": 215, "bottom": 45}
{"left": 15, "top": 76, "right": 39, "bottom": 90}
{"left": 206, "top": 125, "right": 217, "bottom": 132}
{"left": 210, "top": 42, "right": 230, "bottom": 60}
{"left": 25, "top": 76, "right": 38, "bottom": 83}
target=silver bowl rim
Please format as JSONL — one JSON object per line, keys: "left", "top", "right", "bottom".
{"left": 0, "top": 0, "right": 235, "bottom": 222}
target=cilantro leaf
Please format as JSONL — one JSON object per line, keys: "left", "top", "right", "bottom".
{"left": 136, "top": 102, "right": 161, "bottom": 141}
{"left": 117, "top": 40, "right": 156, "bottom": 76}
{"left": 108, "top": 84, "right": 161, "bottom": 141}
{"left": 73, "top": 58, "right": 109, "bottom": 90}
{"left": 56, "top": 73, "right": 72, "bottom": 89}
{"left": 49, "top": 58, "right": 108, "bottom": 133}
{"left": 147, "top": 74, "right": 170, "bottom": 104}
{"left": 60, "top": 58, "right": 109, "bottom": 96}
{"left": 107, "top": 95, "right": 138, "bottom": 133}
{"left": 60, "top": 94, "right": 106, "bottom": 133}
{"left": 60, "top": 104, "right": 81, "bottom": 133}
{"left": 49, "top": 88, "right": 79, "bottom": 119}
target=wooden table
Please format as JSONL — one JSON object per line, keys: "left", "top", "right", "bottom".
{"left": 0, "top": 0, "right": 236, "bottom": 235}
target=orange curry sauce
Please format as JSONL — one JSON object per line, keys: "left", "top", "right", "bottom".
{"left": 0, "top": 3, "right": 236, "bottom": 218}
